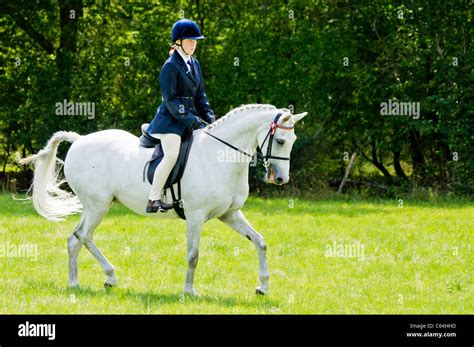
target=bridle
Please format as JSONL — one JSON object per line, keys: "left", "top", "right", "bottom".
{"left": 200, "top": 113, "right": 294, "bottom": 168}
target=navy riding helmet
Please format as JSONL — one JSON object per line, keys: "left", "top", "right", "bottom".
{"left": 171, "top": 19, "right": 204, "bottom": 42}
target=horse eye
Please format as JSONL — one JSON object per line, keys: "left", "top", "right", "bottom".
{"left": 276, "top": 139, "right": 285, "bottom": 145}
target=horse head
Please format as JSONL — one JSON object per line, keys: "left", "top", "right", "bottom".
{"left": 257, "top": 111, "right": 308, "bottom": 185}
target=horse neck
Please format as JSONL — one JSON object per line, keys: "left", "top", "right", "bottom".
{"left": 206, "top": 110, "right": 276, "bottom": 152}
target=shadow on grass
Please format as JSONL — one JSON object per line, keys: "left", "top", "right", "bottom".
{"left": 30, "top": 280, "right": 278, "bottom": 311}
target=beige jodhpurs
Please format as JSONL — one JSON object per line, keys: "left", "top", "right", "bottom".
{"left": 148, "top": 133, "right": 181, "bottom": 201}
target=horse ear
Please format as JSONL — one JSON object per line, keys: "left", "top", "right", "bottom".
{"left": 292, "top": 112, "right": 308, "bottom": 123}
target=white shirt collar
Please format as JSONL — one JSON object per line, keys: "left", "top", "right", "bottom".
{"left": 176, "top": 48, "right": 192, "bottom": 65}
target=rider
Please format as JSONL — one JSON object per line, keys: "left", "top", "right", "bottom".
{"left": 146, "top": 19, "right": 216, "bottom": 213}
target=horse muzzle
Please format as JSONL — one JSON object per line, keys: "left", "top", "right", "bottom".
{"left": 264, "top": 165, "right": 288, "bottom": 185}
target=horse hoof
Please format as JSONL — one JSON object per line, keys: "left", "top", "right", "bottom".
{"left": 104, "top": 282, "right": 115, "bottom": 289}
{"left": 255, "top": 288, "right": 267, "bottom": 295}
{"left": 184, "top": 290, "right": 201, "bottom": 298}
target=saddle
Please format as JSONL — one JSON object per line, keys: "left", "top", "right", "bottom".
{"left": 139, "top": 124, "right": 194, "bottom": 220}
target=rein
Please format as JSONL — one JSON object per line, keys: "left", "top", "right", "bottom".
{"left": 200, "top": 113, "right": 294, "bottom": 167}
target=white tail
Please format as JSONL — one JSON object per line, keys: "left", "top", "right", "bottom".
{"left": 19, "top": 131, "right": 83, "bottom": 222}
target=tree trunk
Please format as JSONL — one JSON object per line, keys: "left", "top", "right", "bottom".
{"left": 409, "top": 130, "right": 425, "bottom": 181}
{"left": 371, "top": 140, "right": 392, "bottom": 179}
{"left": 393, "top": 151, "right": 407, "bottom": 179}
{"left": 57, "top": 0, "right": 83, "bottom": 97}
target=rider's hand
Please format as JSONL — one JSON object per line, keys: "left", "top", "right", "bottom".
{"left": 193, "top": 116, "right": 205, "bottom": 129}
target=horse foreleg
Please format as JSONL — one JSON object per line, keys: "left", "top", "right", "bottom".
{"left": 184, "top": 214, "right": 204, "bottom": 296}
{"left": 219, "top": 210, "right": 269, "bottom": 295}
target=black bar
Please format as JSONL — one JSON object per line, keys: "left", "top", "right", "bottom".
{"left": 0, "top": 315, "right": 471, "bottom": 346}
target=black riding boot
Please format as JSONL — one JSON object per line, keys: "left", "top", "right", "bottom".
{"left": 146, "top": 199, "right": 173, "bottom": 213}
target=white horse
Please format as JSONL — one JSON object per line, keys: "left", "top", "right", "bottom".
{"left": 21, "top": 104, "right": 307, "bottom": 296}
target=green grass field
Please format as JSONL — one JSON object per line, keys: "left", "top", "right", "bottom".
{"left": 0, "top": 193, "right": 472, "bottom": 314}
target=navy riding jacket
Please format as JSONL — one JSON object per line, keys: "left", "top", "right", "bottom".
{"left": 147, "top": 50, "right": 216, "bottom": 138}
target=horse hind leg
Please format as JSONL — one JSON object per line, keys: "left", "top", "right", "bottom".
{"left": 68, "top": 214, "right": 85, "bottom": 288}
{"left": 73, "top": 199, "right": 116, "bottom": 288}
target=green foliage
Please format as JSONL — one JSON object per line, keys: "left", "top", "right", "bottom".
{"left": 0, "top": 0, "right": 472, "bottom": 195}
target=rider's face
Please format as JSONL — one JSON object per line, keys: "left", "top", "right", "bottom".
{"left": 179, "top": 39, "right": 197, "bottom": 56}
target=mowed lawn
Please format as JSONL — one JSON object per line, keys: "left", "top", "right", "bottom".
{"left": 0, "top": 193, "right": 472, "bottom": 314}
